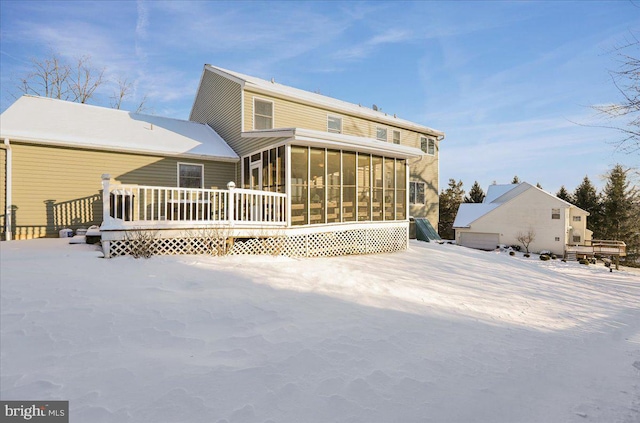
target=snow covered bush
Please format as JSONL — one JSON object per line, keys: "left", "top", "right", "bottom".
{"left": 509, "top": 251, "right": 516, "bottom": 256}
{"left": 126, "top": 229, "right": 158, "bottom": 259}
{"left": 540, "top": 255, "right": 550, "bottom": 261}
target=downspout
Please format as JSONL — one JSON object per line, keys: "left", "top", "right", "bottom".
{"left": 4, "top": 138, "right": 12, "bottom": 241}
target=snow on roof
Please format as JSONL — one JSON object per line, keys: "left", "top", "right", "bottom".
{"left": 454, "top": 182, "right": 588, "bottom": 228}
{"left": 453, "top": 203, "right": 500, "bottom": 228}
{"left": 206, "top": 65, "right": 445, "bottom": 138}
{"left": 0, "top": 96, "right": 239, "bottom": 161}
{"left": 484, "top": 184, "right": 519, "bottom": 203}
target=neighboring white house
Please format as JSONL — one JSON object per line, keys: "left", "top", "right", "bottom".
{"left": 453, "top": 182, "right": 591, "bottom": 255}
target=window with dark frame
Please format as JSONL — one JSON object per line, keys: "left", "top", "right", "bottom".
{"left": 552, "top": 208, "right": 560, "bottom": 219}
{"left": 178, "top": 163, "right": 204, "bottom": 188}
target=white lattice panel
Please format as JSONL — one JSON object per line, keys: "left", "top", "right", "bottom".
{"left": 108, "top": 226, "right": 407, "bottom": 258}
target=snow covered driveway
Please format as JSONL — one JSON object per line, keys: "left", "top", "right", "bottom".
{"left": 1, "top": 239, "right": 639, "bottom": 422}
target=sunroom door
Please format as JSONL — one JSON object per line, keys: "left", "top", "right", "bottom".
{"left": 250, "top": 161, "right": 262, "bottom": 190}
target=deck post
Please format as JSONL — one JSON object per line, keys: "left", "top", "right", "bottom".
{"left": 227, "top": 181, "right": 236, "bottom": 226}
{"left": 102, "top": 174, "right": 111, "bottom": 223}
{"left": 101, "top": 174, "right": 111, "bottom": 258}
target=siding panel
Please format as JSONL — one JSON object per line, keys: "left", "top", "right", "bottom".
{"left": 190, "top": 70, "right": 246, "bottom": 154}
{"left": 10, "top": 143, "right": 235, "bottom": 239}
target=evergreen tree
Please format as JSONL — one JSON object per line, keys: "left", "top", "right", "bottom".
{"left": 464, "top": 181, "right": 485, "bottom": 203}
{"left": 556, "top": 186, "right": 574, "bottom": 204}
{"left": 573, "top": 176, "right": 603, "bottom": 237}
{"left": 438, "top": 179, "right": 465, "bottom": 240}
{"left": 600, "top": 164, "right": 639, "bottom": 263}
{"left": 511, "top": 176, "right": 521, "bottom": 184}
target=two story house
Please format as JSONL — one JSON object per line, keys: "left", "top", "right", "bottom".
{"left": 1, "top": 65, "right": 445, "bottom": 257}
{"left": 189, "top": 65, "right": 444, "bottom": 228}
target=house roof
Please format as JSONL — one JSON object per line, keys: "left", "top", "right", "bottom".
{"left": 204, "top": 65, "right": 445, "bottom": 138}
{"left": 0, "top": 95, "right": 239, "bottom": 161}
{"left": 242, "top": 128, "right": 425, "bottom": 159}
{"left": 453, "top": 182, "right": 587, "bottom": 228}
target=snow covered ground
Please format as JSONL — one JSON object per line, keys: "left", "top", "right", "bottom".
{"left": 1, "top": 238, "right": 639, "bottom": 423}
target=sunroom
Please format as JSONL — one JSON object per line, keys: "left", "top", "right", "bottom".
{"left": 101, "top": 128, "right": 423, "bottom": 257}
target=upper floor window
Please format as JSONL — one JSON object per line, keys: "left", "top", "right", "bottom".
{"left": 376, "top": 127, "right": 387, "bottom": 142}
{"left": 393, "top": 130, "right": 401, "bottom": 145}
{"left": 178, "top": 163, "right": 204, "bottom": 188}
{"left": 552, "top": 208, "right": 560, "bottom": 219}
{"left": 254, "top": 98, "right": 273, "bottom": 130}
{"left": 409, "top": 181, "right": 426, "bottom": 204}
{"left": 421, "top": 137, "right": 435, "bottom": 155}
{"left": 327, "top": 115, "right": 342, "bottom": 134}
{"left": 572, "top": 216, "right": 581, "bottom": 222}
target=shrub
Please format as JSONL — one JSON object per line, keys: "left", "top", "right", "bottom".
{"left": 524, "top": 253, "right": 530, "bottom": 258}
{"left": 579, "top": 259, "right": 589, "bottom": 265}
{"left": 509, "top": 251, "right": 515, "bottom": 256}
{"left": 540, "top": 255, "right": 550, "bottom": 261}
{"left": 551, "top": 254, "right": 557, "bottom": 260}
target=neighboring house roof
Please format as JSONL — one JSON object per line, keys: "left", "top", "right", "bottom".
{"left": 453, "top": 182, "right": 588, "bottom": 228}
{"left": 204, "top": 65, "right": 445, "bottom": 138}
{"left": 242, "top": 127, "right": 425, "bottom": 159}
{"left": 0, "top": 95, "right": 239, "bottom": 161}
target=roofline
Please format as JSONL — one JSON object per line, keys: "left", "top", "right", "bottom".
{"left": 242, "top": 128, "right": 425, "bottom": 159}
{"left": 206, "top": 65, "right": 445, "bottom": 138}
{"left": 1, "top": 135, "right": 240, "bottom": 163}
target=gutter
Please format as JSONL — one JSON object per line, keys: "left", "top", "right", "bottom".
{"left": 3, "top": 138, "right": 12, "bottom": 241}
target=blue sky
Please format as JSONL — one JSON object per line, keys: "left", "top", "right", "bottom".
{"left": 1, "top": 1, "right": 638, "bottom": 194}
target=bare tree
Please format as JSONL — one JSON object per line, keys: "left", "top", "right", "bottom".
{"left": 13, "top": 51, "right": 149, "bottom": 112}
{"left": 70, "top": 55, "right": 104, "bottom": 103}
{"left": 591, "top": 33, "right": 640, "bottom": 154}
{"left": 516, "top": 228, "right": 536, "bottom": 254}
{"left": 16, "top": 52, "right": 104, "bottom": 104}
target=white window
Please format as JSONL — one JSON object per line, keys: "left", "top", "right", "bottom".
{"left": 573, "top": 216, "right": 581, "bottom": 222}
{"left": 573, "top": 235, "right": 581, "bottom": 243}
{"left": 253, "top": 98, "right": 273, "bottom": 130}
{"left": 421, "top": 137, "right": 435, "bottom": 155}
{"left": 178, "top": 163, "right": 204, "bottom": 188}
{"left": 327, "top": 115, "right": 342, "bottom": 134}
{"left": 552, "top": 208, "right": 560, "bottom": 219}
{"left": 393, "top": 130, "right": 401, "bottom": 145}
{"left": 376, "top": 127, "right": 387, "bottom": 142}
{"left": 409, "top": 181, "right": 426, "bottom": 204}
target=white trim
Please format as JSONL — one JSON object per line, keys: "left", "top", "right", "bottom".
{"left": 252, "top": 96, "right": 275, "bottom": 130}
{"left": 286, "top": 144, "right": 292, "bottom": 228}
{"left": 327, "top": 114, "right": 342, "bottom": 134}
{"left": 241, "top": 128, "right": 424, "bottom": 159}
{"left": 3, "top": 138, "right": 12, "bottom": 241}
{"left": 177, "top": 162, "right": 204, "bottom": 189}
{"left": 4, "top": 136, "right": 239, "bottom": 163}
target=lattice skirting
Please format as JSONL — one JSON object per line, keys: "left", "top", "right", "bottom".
{"left": 107, "top": 226, "right": 408, "bottom": 258}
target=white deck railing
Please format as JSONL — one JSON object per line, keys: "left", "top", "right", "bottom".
{"left": 101, "top": 175, "right": 287, "bottom": 229}
{"left": 565, "top": 239, "right": 626, "bottom": 257}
